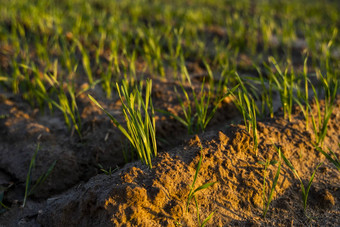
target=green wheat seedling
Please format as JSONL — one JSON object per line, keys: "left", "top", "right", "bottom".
{"left": 254, "top": 64, "right": 274, "bottom": 118}
{"left": 166, "top": 84, "right": 195, "bottom": 134}
{"left": 302, "top": 56, "right": 310, "bottom": 130}
{"left": 59, "top": 36, "right": 79, "bottom": 81}
{"left": 95, "top": 28, "right": 106, "bottom": 65}
{"left": 232, "top": 74, "right": 259, "bottom": 154}
{"left": 294, "top": 56, "right": 310, "bottom": 131}
{"left": 202, "top": 59, "right": 236, "bottom": 113}
{"left": 73, "top": 37, "right": 94, "bottom": 85}
{"left": 18, "top": 63, "right": 53, "bottom": 111}
{"left": 23, "top": 144, "right": 56, "bottom": 208}
{"left": 233, "top": 73, "right": 255, "bottom": 132}
{"left": 192, "top": 78, "right": 233, "bottom": 133}
{"left": 214, "top": 62, "right": 235, "bottom": 103}
{"left": 280, "top": 152, "right": 322, "bottom": 214}
{"left": 138, "top": 27, "right": 165, "bottom": 77}
{"left": 188, "top": 62, "right": 239, "bottom": 133}
{"left": 100, "top": 64, "right": 114, "bottom": 99}
{"left": 37, "top": 81, "right": 82, "bottom": 138}
{"left": 167, "top": 27, "right": 183, "bottom": 79}
{"left": 121, "top": 49, "right": 138, "bottom": 89}
{"left": 158, "top": 66, "right": 238, "bottom": 134}
{"left": 323, "top": 28, "right": 338, "bottom": 79}
{"left": 259, "top": 145, "right": 281, "bottom": 218}
{"left": 251, "top": 99, "right": 258, "bottom": 154}
{"left": 97, "top": 164, "right": 119, "bottom": 176}
{"left": 316, "top": 145, "right": 340, "bottom": 171}
{"left": 99, "top": 40, "right": 121, "bottom": 99}
{"left": 268, "top": 57, "right": 295, "bottom": 121}
{"left": 89, "top": 79, "right": 157, "bottom": 168}
{"left": 186, "top": 147, "right": 216, "bottom": 227}
{"left": 310, "top": 71, "right": 338, "bottom": 146}
{"left": 63, "top": 84, "right": 82, "bottom": 137}
{"left": 32, "top": 60, "right": 83, "bottom": 137}
{"left": 9, "top": 56, "right": 21, "bottom": 94}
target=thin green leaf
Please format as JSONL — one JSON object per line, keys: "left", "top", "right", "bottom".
{"left": 303, "top": 162, "right": 323, "bottom": 210}
{"left": 23, "top": 144, "right": 39, "bottom": 207}
{"left": 201, "top": 210, "right": 215, "bottom": 227}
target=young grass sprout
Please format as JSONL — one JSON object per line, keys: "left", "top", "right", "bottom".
{"left": 267, "top": 57, "right": 295, "bottom": 121}
{"left": 254, "top": 64, "right": 274, "bottom": 118}
{"left": 158, "top": 67, "right": 238, "bottom": 134}
{"left": 232, "top": 74, "right": 259, "bottom": 154}
{"left": 310, "top": 71, "right": 338, "bottom": 146}
{"left": 293, "top": 55, "right": 310, "bottom": 131}
{"left": 158, "top": 83, "right": 195, "bottom": 134}
{"left": 37, "top": 82, "right": 83, "bottom": 138}
{"left": 73, "top": 37, "right": 94, "bottom": 85}
{"left": 89, "top": 79, "right": 157, "bottom": 168}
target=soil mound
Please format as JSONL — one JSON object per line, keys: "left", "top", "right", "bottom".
{"left": 21, "top": 98, "right": 340, "bottom": 226}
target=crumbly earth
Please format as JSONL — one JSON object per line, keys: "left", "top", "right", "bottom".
{"left": 0, "top": 90, "right": 339, "bottom": 226}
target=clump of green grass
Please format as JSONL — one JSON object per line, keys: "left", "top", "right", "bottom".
{"left": 89, "top": 79, "right": 157, "bottom": 168}
{"left": 186, "top": 143, "right": 216, "bottom": 227}
{"left": 35, "top": 62, "right": 83, "bottom": 138}
{"left": 166, "top": 27, "right": 183, "bottom": 79}
{"left": 166, "top": 82, "right": 195, "bottom": 134}
{"left": 23, "top": 144, "right": 56, "bottom": 208}
{"left": 267, "top": 57, "right": 295, "bottom": 121}
{"left": 55, "top": 83, "right": 82, "bottom": 138}
{"left": 309, "top": 70, "right": 338, "bottom": 146}
{"left": 15, "top": 60, "right": 83, "bottom": 138}
{"left": 280, "top": 151, "right": 322, "bottom": 215}
{"left": 18, "top": 63, "right": 53, "bottom": 111}
{"left": 159, "top": 62, "right": 238, "bottom": 134}
{"left": 138, "top": 26, "right": 165, "bottom": 77}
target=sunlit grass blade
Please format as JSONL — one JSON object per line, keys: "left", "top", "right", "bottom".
{"left": 200, "top": 210, "right": 215, "bottom": 227}
{"left": 89, "top": 79, "right": 156, "bottom": 168}
{"left": 316, "top": 146, "right": 340, "bottom": 171}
